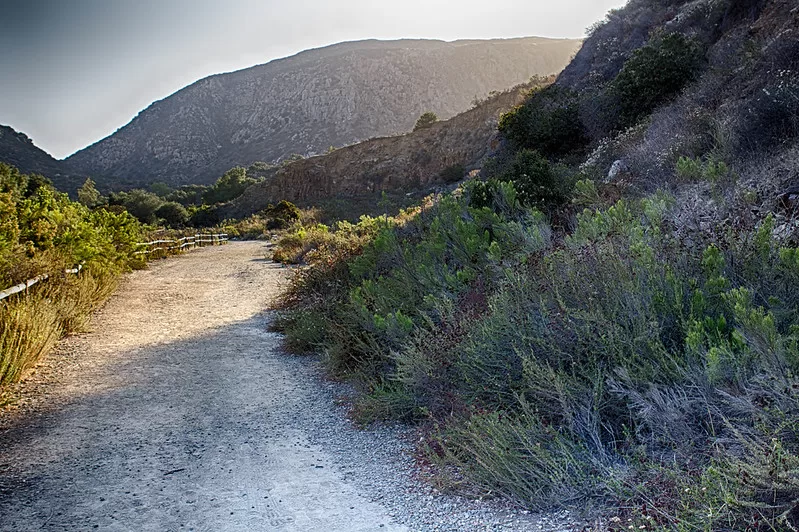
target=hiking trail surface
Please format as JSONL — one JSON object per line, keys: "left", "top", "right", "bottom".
{"left": 0, "top": 241, "right": 578, "bottom": 531}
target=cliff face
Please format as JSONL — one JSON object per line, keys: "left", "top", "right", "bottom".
{"left": 66, "top": 38, "right": 582, "bottom": 188}
{"left": 221, "top": 83, "right": 534, "bottom": 218}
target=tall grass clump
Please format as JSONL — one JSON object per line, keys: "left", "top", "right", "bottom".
{"left": 0, "top": 295, "right": 61, "bottom": 385}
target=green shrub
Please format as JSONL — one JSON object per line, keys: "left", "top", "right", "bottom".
{"left": 261, "top": 200, "right": 301, "bottom": 230}
{"left": 188, "top": 204, "right": 220, "bottom": 227}
{"left": 437, "top": 405, "right": 607, "bottom": 508}
{"left": 612, "top": 33, "right": 704, "bottom": 127}
{"left": 498, "top": 85, "right": 587, "bottom": 158}
{"left": 413, "top": 111, "right": 438, "bottom": 131}
{"left": 276, "top": 171, "right": 799, "bottom": 528}
{"left": 676, "top": 155, "right": 732, "bottom": 183}
{"left": 501, "top": 149, "right": 567, "bottom": 207}
{"left": 439, "top": 164, "right": 465, "bottom": 184}
{"left": 0, "top": 163, "right": 143, "bottom": 388}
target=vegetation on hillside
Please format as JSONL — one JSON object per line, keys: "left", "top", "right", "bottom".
{"left": 270, "top": 1, "right": 799, "bottom": 528}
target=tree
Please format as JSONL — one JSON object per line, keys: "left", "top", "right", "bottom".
{"left": 202, "top": 167, "right": 256, "bottom": 205}
{"left": 121, "top": 189, "right": 163, "bottom": 224}
{"left": 77, "top": 178, "right": 103, "bottom": 208}
{"left": 414, "top": 111, "right": 438, "bottom": 131}
{"left": 155, "top": 202, "right": 189, "bottom": 228}
{"left": 149, "top": 182, "right": 172, "bottom": 197}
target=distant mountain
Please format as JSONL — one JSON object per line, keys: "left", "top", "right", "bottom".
{"left": 66, "top": 37, "right": 582, "bottom": 188}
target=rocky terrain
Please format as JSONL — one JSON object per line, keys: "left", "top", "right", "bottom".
{"left": 64, "top": 38, "right": 581, "bottom": 189}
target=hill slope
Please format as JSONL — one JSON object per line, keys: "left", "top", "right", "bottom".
{"left": 66, "top": 38, "right": 581, "bottom": 188}
{"left": 0, "top": 126, "right": 84, "bottom": 191}
{"left": 222, "top": 81, "right": 536, "bottom": 218}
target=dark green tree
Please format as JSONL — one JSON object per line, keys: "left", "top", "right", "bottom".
{"left": 149, "top": 182, "right": 173, "bottom": 197}
{"left": 202, "top": 167, "right": 256, "bottom": 205}
{"left": 155, "top": 202, "right": 189, "bottom": 228}
{"left": 120, "top": 189, "right": 163, "bottom": 224}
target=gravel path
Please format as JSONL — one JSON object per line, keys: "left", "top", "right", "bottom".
{"left": 0, "top": 241, "right": 579, "bottom": 531}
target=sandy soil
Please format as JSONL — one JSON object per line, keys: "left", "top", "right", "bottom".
{"left": 0, "top": 242, "right": 409, "bottom": 531}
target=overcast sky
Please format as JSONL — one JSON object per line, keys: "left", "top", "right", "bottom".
{"left": 0, "top": 0, "right": 627, "bottom": 159}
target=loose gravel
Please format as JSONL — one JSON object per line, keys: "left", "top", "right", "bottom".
{"left": 0, "top": 241, "right": 581, "bottom": 531}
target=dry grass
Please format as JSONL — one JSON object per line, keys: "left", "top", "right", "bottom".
{"left": 0, "top": 294, "right": 62, "bottom": 386}
{"left": 0, "top": 270, "right": 119, "bottom": 387}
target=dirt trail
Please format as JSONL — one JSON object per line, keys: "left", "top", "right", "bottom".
{"left": 0, "top": 242, "right": 409, "bottom": 531}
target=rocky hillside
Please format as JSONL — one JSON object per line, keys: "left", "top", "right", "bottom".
{"left": 221, "top": 81, "right": 538, "bottom": 218}
{"left": 555, "top": 0, "right": 798, "bottom": 207}
{"left": 66, "top": 38, "right": 581, "bottom": 188}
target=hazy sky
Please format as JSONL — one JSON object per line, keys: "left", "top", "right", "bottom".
{"left": 0, "top": 0, "right": 627, "bottom": 159}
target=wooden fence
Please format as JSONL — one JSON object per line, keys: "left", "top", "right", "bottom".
{"left": 0, "top": 263, "right": 84, "bottom": 302}
{"left": 133, "top": 233, "right": 228, "bottom": 256}
{"left": 0, "top": 234, "right": 227, "bottom": 302}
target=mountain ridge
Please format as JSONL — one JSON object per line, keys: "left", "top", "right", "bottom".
{"left": 63, "top": 37, "right": 581, "bottom": 189}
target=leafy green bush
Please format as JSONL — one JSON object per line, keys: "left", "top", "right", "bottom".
{"left": 498, "top": 85, "right": 587, "bottom": 158}
{"left": 261, "top": 200, "right": 301, "bottom": 230}
{"left": 0, "top": 163, "right": 144, "bottom": 387}
{"left": 612, "top": 33, "right": 704, "bottom": 128}
{"left": 501, "top": 149, "right": 569, "bottom": 208}
{"left": 188, "top": 204, "right": 220, "bottom": 228}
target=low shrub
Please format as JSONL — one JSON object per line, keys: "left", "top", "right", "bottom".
{"left": 675, "top": 155, "right": 733, "bottom": 183}
{"left": 0, "top": 294, "right": 61, "bottom": 386}
{"left": 501, "top": 149, "right": 571, "bottom": 208}
{"left": 278, "top": 175, "right": 799, "bottom": 527}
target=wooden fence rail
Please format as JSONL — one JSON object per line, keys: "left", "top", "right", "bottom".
{"left": 0, "top": 234, "right": 227, "bottom": 302}
{"left": 133, "top": 233, "right": 228, "bottom": 256}
{"left": 0, "top": 263, "right": 85, "bottom": 302}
